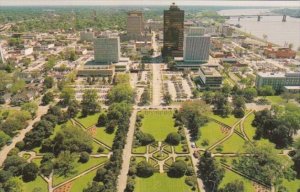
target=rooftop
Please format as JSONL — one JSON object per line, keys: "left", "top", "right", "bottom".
{"left": 200, "top": 66, "right": 222, "bottom": 77}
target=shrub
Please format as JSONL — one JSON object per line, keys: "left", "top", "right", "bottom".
{"left": 168, "top": 160, "right": 187, "bottom": 178}
{"left": 79, "top": 152, "right": 90, "bottom": 163}
{"left": 97, "top": 146, "right": 105, "bottom": 153}
{"left": 165, "top": 132, "right": 181, "bottom": 146}
{"left": 136, "top": 161, "right": 154, "bottom": 178}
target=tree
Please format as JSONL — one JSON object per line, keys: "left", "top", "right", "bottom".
{"left": 21, "top": 102, "right": 38, "bottom": 118}
{"left": 79, "top": 152, "right": 90, "bottom": 163}
{"left": 198, "top": 151, "right": 225, "bottom": 192}
{"left": 44, "top": 57, "right": 56, "bottom": 71}
{"left": 165, "top": 132, "right": 181, "bottom": 146}
{"left": 3, "top": 177, "right": 23, "bottom": 192}
{"left": 10, "top": 79, "right": 25, "bottom": 94}
{"left": 43, "top": 76, "right": 54, "bottom": 89}
{"left": 60, "top": 87, "right": 75, "bottom": 106}
{"left": 135, "top": 131, "right": 155, "bottom": 146}
{"left": 234, "top": 142, "right": 295, "bottom": 186}
{"left": 97, "top": 113, "right": 107, "bottom": 127}
{"left": 293, "top": 138, "right": 300, "bottom": 177}
{"left": 81, "top": 90, "right": 100, "bottom": 116}
{"left": 168, "top": 160, "right": 187, "bottom": 178}
{"left": 258, "top": 85, "right": 275, "bottom": 96}
{"left": 107, "top": 83, "right": 134, "bottom": 104}
{"left": 232, "top": 96, "right": 246, "bottom": 118}
{"left": 202, "top": 91, "right": 215, "bottom": 104}
{"left": 213, "top": 92, "right": 231, "bottom": 117}
{"left": 163, "top": 93, "right": 172, "bottom": 105}
{"left": 67, "top": 100, "right": 80, "bottom": 118}
{"left": 139, "top": 88, "right": 150, "bottom": 105}
{"left": 3, "top": 155, "right": 28, "bottom": 176}
{"left": 219, "top": 180, "right": 244, "bottom": 192}
{"left": 95, "top": 167, "right": 107, "bottom": 182}
{"left": 42, "top": 92, "right": 54, "bottom": 105}
{"left": 0, "top": 131, "right": 10, "bottom": 148}
{"left": 54, "top": 151, "right": 76, "bottom": 177}
{"left": 136, "top": 161, "right": 154, "bottom": 178}
{"left": 22, "top": 162, "right": 39, "bottom": 182}
{"left": 243, "top": 87, "right": 257, "bottom": 102}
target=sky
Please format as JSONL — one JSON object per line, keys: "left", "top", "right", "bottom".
{"left": 0, "top": 0, "right": 299, "bottom": 7}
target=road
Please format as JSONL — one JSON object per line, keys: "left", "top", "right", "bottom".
{"left": 0, "top": 105, "right": 49, "bottom": 166}
{"left": 152, "top": 64, "right": 162, "bottom": 106}
{"left": 117, "top": 109, "right": 137, "bottom": 192}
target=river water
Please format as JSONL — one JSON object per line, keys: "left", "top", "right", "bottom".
{"left": 218, "top": 9, "right": 300, "bottom": 50}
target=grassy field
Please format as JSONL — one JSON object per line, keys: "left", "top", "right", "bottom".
{"left": 135, "top": 173, "right": 198, "bottom": 192}
{"left": 139, "top": 111, "right": 176, "bottom": 141}
{"left": 69, "top": 169, "right": 98, "bottom": 192}
{"left": 243, "top": 113, "right": 256, "bottom": 140}
{"left": 282, "top": 178, "right": 300, "bottom": 192}
{"left": 208, "top": 114, "right": 239, "bottom": 126}
{"left": 22, "top": 175, "right": 48, "bottom": 192}
{"left": 219, "top": 169, "right": 255, "bottom": 192}
{"left": 265, "top": 96, "right": 286, "bottom": 105}
{"left": 76, "top": 112, "right": 102, "bottom": 128}
{"left": 196, "top": 121, "right": 227, "bottom": 148}
{"left": 132, "top": 146, "right": 147, "bottom": 154}
{"left": 214, "top": 133, "right": 247, "bottom": 153}
{"left": 53, "top": 157, "right": 108, "bottom": 186}
{"left": 94, "top": 127, "right": 116, "bottom": 147}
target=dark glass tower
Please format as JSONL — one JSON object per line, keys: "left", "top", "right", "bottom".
{"left": 163, "top": 3, "right": 184, "bottom": 58}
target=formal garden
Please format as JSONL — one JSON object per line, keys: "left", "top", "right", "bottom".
{"left": 127, "top": 110, "right": 200, "bottom": 192}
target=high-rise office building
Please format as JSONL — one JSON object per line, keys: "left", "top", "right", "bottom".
{"left": 94, "top": 35, "right": 120, "bottom": 64}
{"left": 184, "top": 27, "right": 211, "bottom": 62}
{"left": 163, "top": 3, "right": 184, "bottom": 57}
{"left": 127, "top": 11, "right": 144, "bottom": 37}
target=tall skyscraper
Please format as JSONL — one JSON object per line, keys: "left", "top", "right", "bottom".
{"left": 94, "top": 35, "right": 120, "bottom": 64}
{"left": 184, "top": 27, "right": 211, "bottom": 62}
{"left": 163, "top": 3, "right": 184, "bottom": 58}
{"left": 127, "top": 11, "right": 144, "bottom": 37}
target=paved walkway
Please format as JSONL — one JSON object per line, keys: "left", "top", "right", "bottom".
{"left": 152, "top": 64, "right": 162, "bottom": 106}
{"left": 117, "top": 109, "right": 137, "bottom": 192}
{"left": 0, "top": 105, "right": 49, "bottom": 166}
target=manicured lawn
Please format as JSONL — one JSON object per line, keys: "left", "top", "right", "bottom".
{"left": 76, "top": 112, "right": 102, "bottom": 128}
{"left": 215, "top": 156, "right": 238, "bottom": 167}
{"left": 139, "top": 111, "right": 176, "bottom": 141}
{"left": 220, "top": 169, "right": 255, "bottom": 192}
{"left": 70, "top": 169, "right": 98, "bottom": 192}
{"left": 282, "top": 178, "right": 300, "bottom": 192}
{"left": 132, "top": 146, "right": 147, "bottom": 154}
{"left": 196, "top": 121, "right": 227, "bottom": 148}
{"left": 91, "top": 141, "right": 110, "bottom": 154}
{"left": 208, "top": 114, "right": 239, "bottom": 126}
{"left": 32, "top": 158, "right": 42, "bottom": 167}
{"left": 22, "top": 175, "right": 48, "bottom": 192}
{"left": 94, "top": 127, "right": 115, "bottom": 147}
{"left": 135, "top": 173, "right": 198, "bottom": 192}
{"left": 214, "top": 133, "right": 247, "bottom": 153}
{"left": 53, "top": 157, "right": 108, "bottom": 186}
{"left": 132, "top": 156, "right": 146, "bottom": 163}
{"left": 243, "top": 113, "right": 256, "bottom": 140}
{"left": 266, "top": 96, "right": 286, "bottom": 105}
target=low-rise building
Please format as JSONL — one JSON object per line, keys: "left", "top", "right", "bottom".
{"left": 256, "top": 72, "right": 300, "bottom": 91}
{"left": 264, "top": 45, "right": 296, "bottom": 59}
{"left": 198, "top": 66, "right": 223, "bottom": 89}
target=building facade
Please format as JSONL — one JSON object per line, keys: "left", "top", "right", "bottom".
{"left": 184, "top": 33, "right": 210, "bottom": 62}
{"left": 80, "top": 29, "right": 94, "bottom": 42}
{"left": 256, "top": 72, "right": 300, "bottom": 91}
{"left": 94, "top": 36, "right": 120, "bottom": 64}
{"left": 163, "top": 3, "right": 184, "bottom": 58}
{"left": 127, "top": 11, "right": 144, "bottom": 38}
{"left": 198, "top": 66, "right": 223, "bottom": 89}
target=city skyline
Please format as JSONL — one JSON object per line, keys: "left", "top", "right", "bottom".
{"left": 0, "top": 0, "right": 299, "bottom": 7}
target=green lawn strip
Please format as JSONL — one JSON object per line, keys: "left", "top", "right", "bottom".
{"left": 243, "top": 113, "right": 256, "bottom": 140}
{"left": 132, "top": 156, "right": 146, "bottom": 164}
{"left": 21, "top": 175, "right": 48, "bottom": 192}
{"left": 282, "top": 178, "right": 300, "bottom": 192}
{"left": 134, "top": 173, "right": 198, "bottom": 192}
{"left": 208, "top": 114, "right": 239, "bottom": 126}
{"left": 149, "top": 145, "right": 157, "bottom": 153}
{"left": 174, "top": 143, "right": 189, "bottom": 154}
{"left": 215, "top": 156, "right": 239, "bottom": 167}
{"left": 91, "top": 141, "right": 110, "bottom": 154}
{"left": 175, "top": 156, "right": 193, "bottom": 167}
{"left": 220, "top": 169, "right": 255, "bottom": 192}
{"left": 196, "top": 121, "right": 227, "bottom": 148}
{"left": 139, "top": 110, "right": 176, "bottom": 141}
{"left": 265, "top": 96, "right": 286, "bottom": 105}
{"left": 132, "top": 146, "right": 147, "bottom": 154}
{"left": 32, "top": 158, "right": 42, "bottom": 167}
{"left": 164, "top": 158, "right": 174, "bottom": 167}
{"left": 69, "top": 169, "right": 98, "bottom": 192}
{"left": 75, "top": 112, "right": 102, "bottom": 128}
{"left": 53, "top": 156, "right": 108, "bottom": 186}
{"left": 163, "top": 145, "right": 172, "bottom": 153}
{"left": 213, "top": 133, "right": 247, "bottom": 153}
{"left": 94, "top": 127, "right": 116, "bottom": 147}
